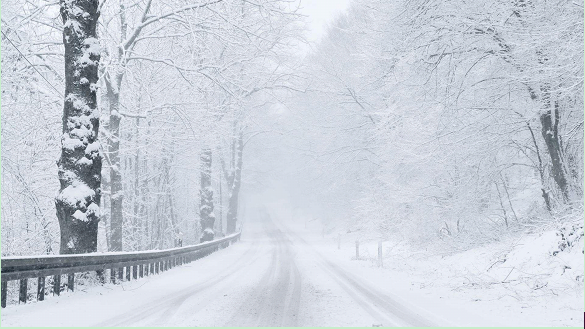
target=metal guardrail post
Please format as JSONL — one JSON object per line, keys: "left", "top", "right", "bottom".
{"left": 1, "top": 280, "right": 7, "bottom": 308}
{"left": 68, "top": 274, "right": 75, "bottom": 292}
{"left": 37, "top": 277, "right": 45, "bottom": 301}
{"left": 54, "top": 275, "right": 61, "bottom": 296}
{"left": 19, "top": 279, "right": 27, "bottom": 303}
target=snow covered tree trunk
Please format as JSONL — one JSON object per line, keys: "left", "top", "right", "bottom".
{"left": 539, "top": 85, "right": 570, "bottom": 203}
{"left": 132, "top": 116, "right": 145, "bottom": 249}
{"left": 200, "top": 148, "right": 215, "bottom": 242}
{"left": 103, "top": 0, "right": 127, "bottom": 251}
{"left": 218, "top": 170, "right": 223, "bottom": 235}
{"left": 540, "top": 110, "right": 570, "bottom": 203}
{"left": 162, "top": 148, "right": 181, "bottom": 246}
{"left": 226, "top": 132, "right": 243, "bottom": 234}
{"left": 107, "top": 89, "right": 124, "bottom": 251}
{"left": 55, "top": 0, "right": 102, "bottom": 254}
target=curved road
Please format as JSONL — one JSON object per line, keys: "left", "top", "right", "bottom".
{"left": 2, "top": 213, "right": 437, "bottom": 327}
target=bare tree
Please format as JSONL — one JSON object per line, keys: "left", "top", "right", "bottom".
{"left": 101, "top": 0, "right": 225, "bottom": 251}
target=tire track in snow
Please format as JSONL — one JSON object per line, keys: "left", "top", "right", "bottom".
{"left": 96, "top": 239, "right": 262, "bottom": 327}
{"left": 277, "top": 220, "right": 436, "bottom": 327}
{"left": 224, "top": 217, "right": 302, "bottom": 327}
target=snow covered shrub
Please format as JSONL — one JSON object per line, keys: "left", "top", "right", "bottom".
{"left": 553, "top": 221, "right": 584, "bottom": 256}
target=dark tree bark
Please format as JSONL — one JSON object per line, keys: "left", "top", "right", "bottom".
{"left": 55, "top": 0, "right": 102, "bottom": 254}
{"left": 539, "top": 85, "right": 570, "bottom": 202}
{"left": 477, "top": 2, "right": 574, "bottom": 207}
{"left": 200, "top": 149, "right": 215, "bottom": 242}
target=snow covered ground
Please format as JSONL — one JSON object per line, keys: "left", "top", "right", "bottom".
{"left": 1, "top": 208, "right": 582, "bottom": 327}
{"left": 288, "top": 214, "right": 584, "bottom": 327}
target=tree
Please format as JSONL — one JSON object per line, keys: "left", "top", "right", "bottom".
{"left": 221, "top": 128, "right": 244, "bottom": 234}
{"left": 199, "top": 148, "right": 215, "bottom": 241}
{"left": 1, "top": 0, "right": 68, "bottom": 256}
{"left": 55, "top": 0, "right": 102, "bottom": 254}
{"left": 285, "top": 0, "right": 583, "bottom": 248}
{"left": 1, "top": 0, "right": 305, "bottom": 256}
{"left": 100, "top": 0, "right": 226, "bottom": 251}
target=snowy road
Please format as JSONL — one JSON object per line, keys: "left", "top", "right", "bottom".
{"left": 2, "top": 214, "right": 439, "bottom": 327}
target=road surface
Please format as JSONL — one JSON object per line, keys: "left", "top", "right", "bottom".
{"left": 1, "top": 213, "right": 438, "bottom": 327}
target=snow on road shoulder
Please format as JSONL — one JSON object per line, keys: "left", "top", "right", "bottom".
{"left": 0, "top": 241, "right": 254, "bottom": 327}
{"left": 274, "top": 210, "right": 584, "bottom": 327}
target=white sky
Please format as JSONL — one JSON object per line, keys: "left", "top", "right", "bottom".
{"left": 299, "top": 0, "right": 352, "bottom": 43}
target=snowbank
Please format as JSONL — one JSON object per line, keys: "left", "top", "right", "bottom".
{"left": 280, "top": 205, "right": 584, "bottom": 327}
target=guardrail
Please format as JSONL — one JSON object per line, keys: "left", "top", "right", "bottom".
{"left": 0, "top": 232, "right": 241, "bottom": 308}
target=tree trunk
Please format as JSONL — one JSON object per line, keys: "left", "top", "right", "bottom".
{"left": 226, "top": 132, "right": 243, "bottom": 234}
{"left": 133, "top": 117, "right": 141, "bottom": 249}
{"left": 107, "top": 90, "right": 124, "bottom": 251}
{"left": 163, "top": 149, "right": 180, "bottom": 246}
{"left": 55, "top": 0, "right": 101, "bottom": 254}
{"left": 218, "top": 169, "right": 223, "bottom": 235}
{"left": 200, "top": 148, "right": 215, "bottom": 242}
{"left": 142, "top": 118, "right": 151, "bottom": 249}
{"left": 527, "top": 121, "right": 552, "bottom": 211}
{"left": 539, "top": 84, "right": 570, "bottom": 203}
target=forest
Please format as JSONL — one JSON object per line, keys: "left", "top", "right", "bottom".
{"left": 1, "top": 0, "right": 583, "bottom": 261}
